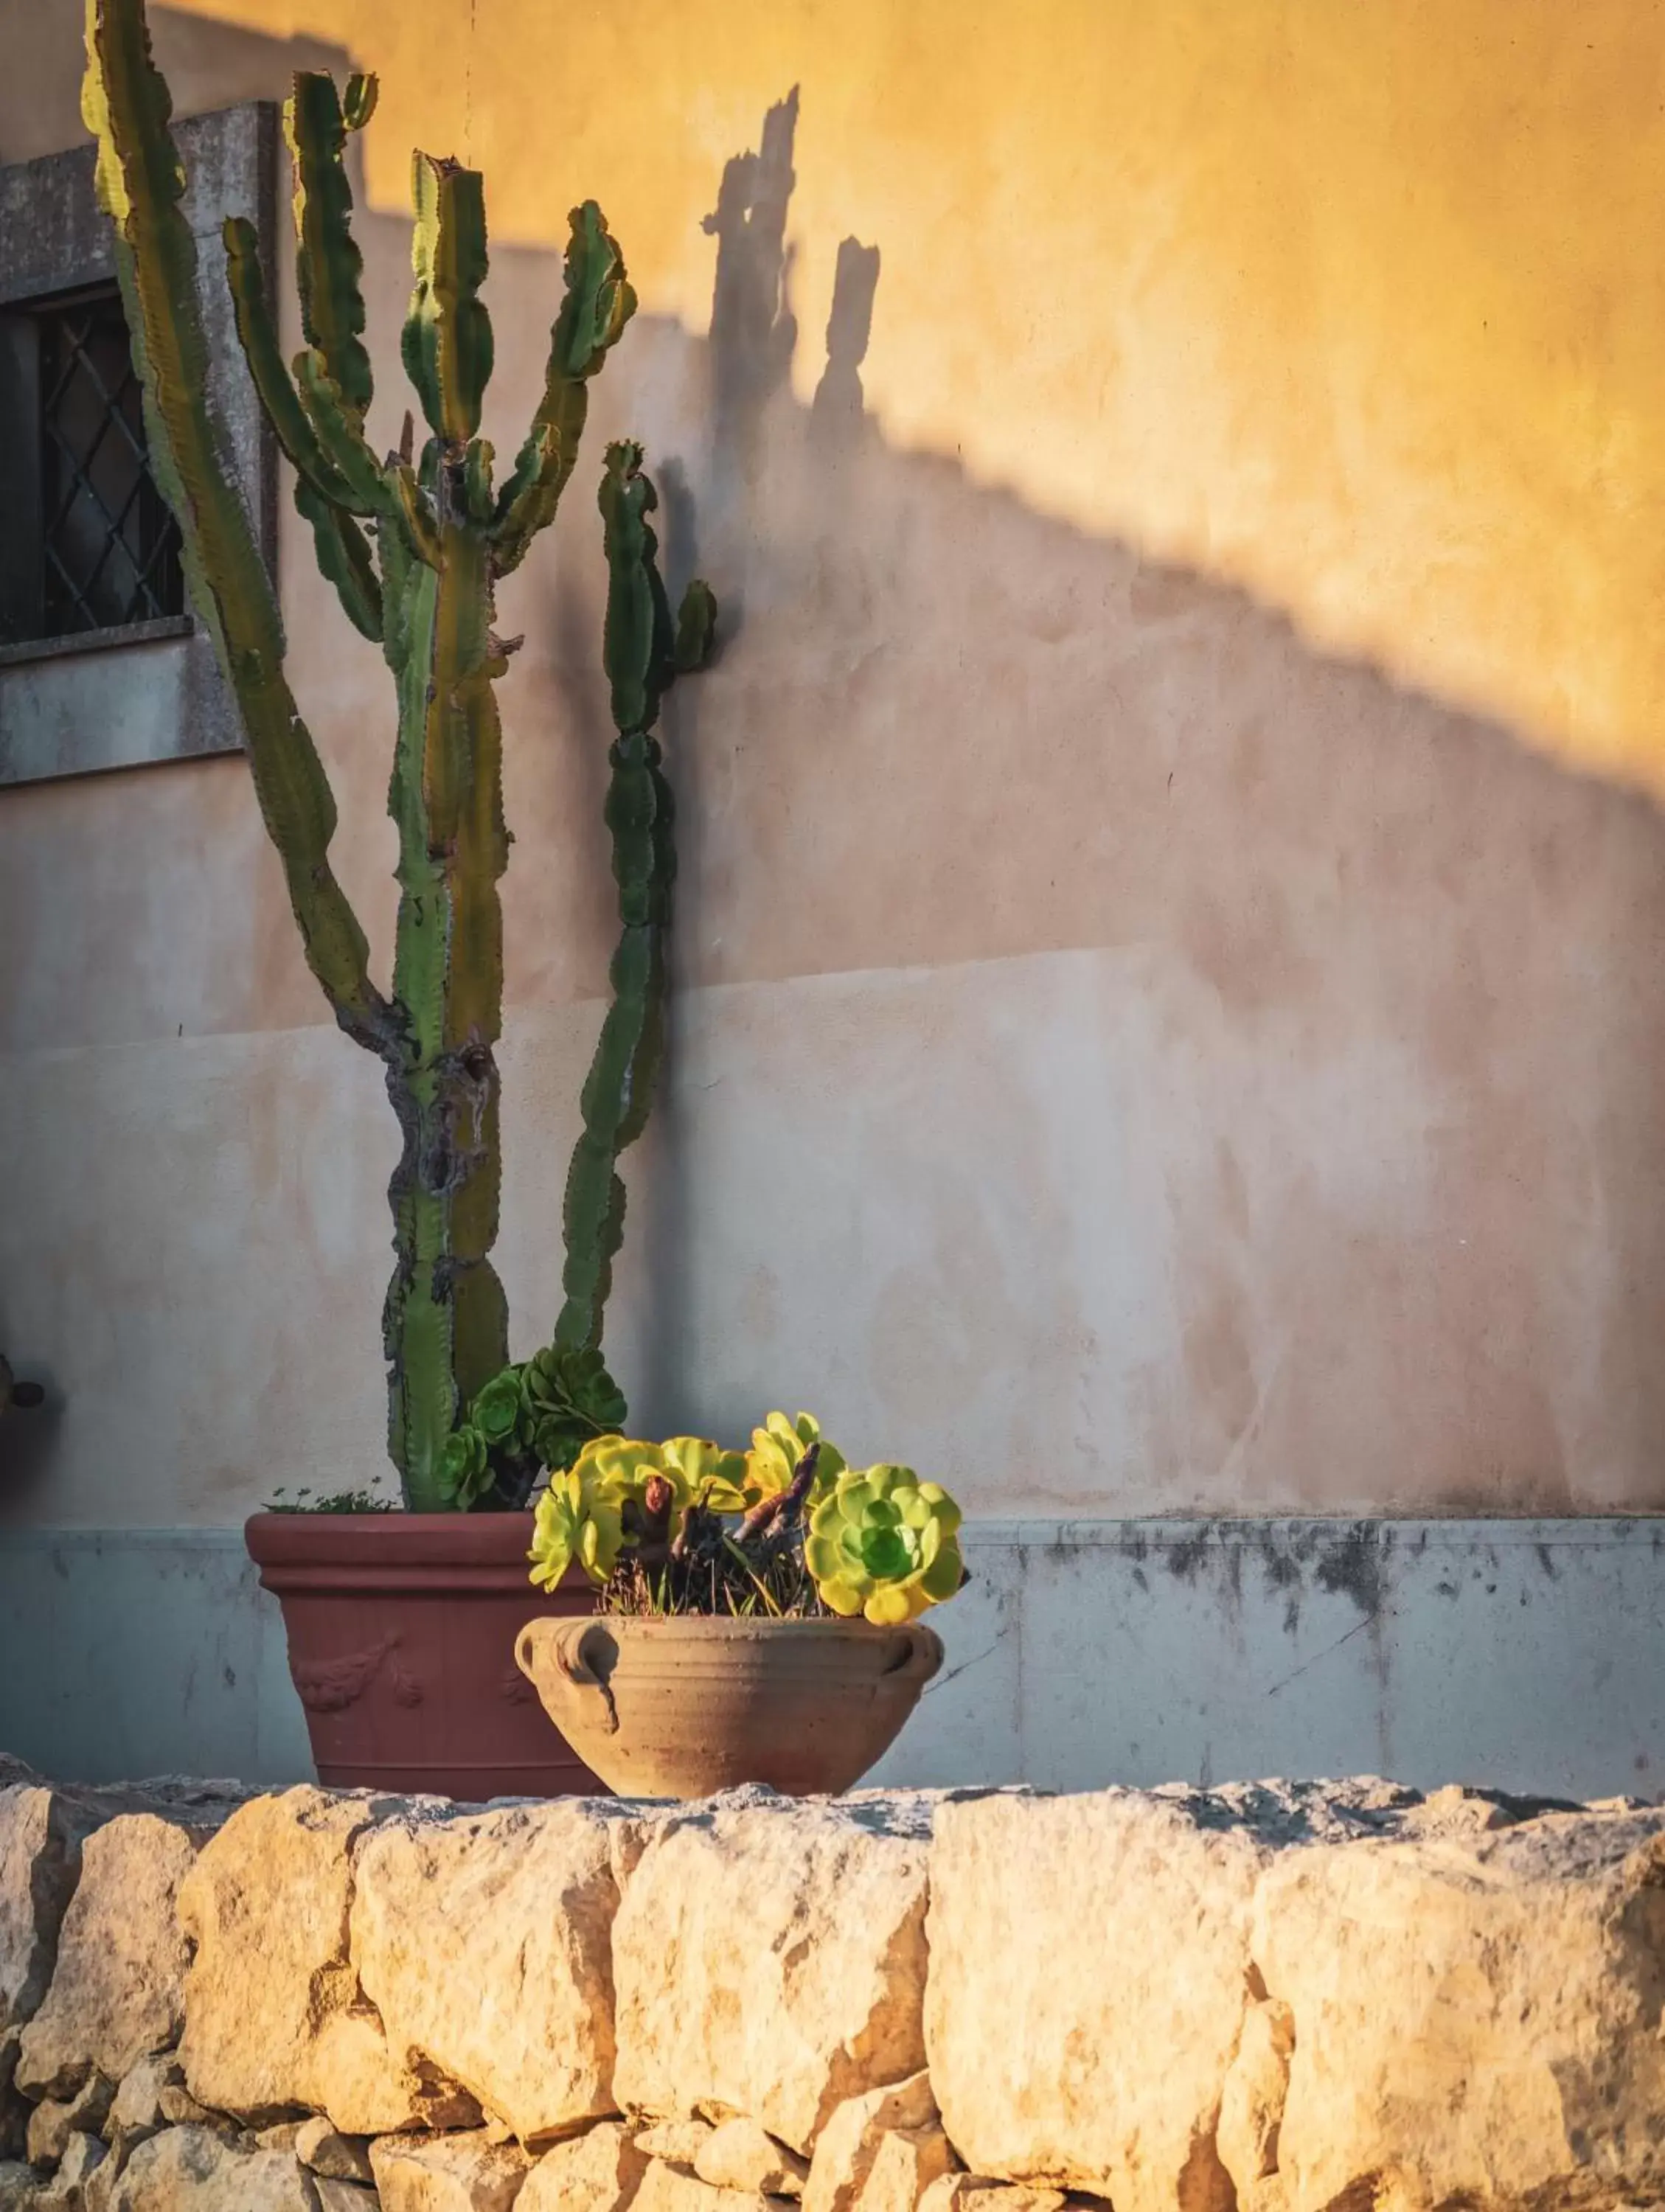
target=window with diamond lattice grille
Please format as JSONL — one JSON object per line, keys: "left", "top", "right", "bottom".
{"left": 0, "top": 101, "right": 274, "bottom": 781}
{"left": 35, "top": 285, "right": 184, "bottom": 638}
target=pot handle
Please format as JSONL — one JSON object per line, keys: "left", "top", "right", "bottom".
{"left": 883, "top": 1620, "right": 945, "bottom": 1688}
{"left": 515, "top": 1617, "right": 620, "bottom": 1735}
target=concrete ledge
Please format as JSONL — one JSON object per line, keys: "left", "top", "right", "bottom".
{"left": 1, "top": 1517, "right": 1663, "bottom": 1797}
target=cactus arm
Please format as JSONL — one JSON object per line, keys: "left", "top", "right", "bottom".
{"left": 293, "top": 473, "right": 382, "bottom": 641}
{"left": 488, "top": 425, "right": 563, "bottom": 577}
{"left": 285, "top": 69, "right": 374, "bottom": 418}
{"left": 83, "top": 0, "right": 394, "bottom": 1057}
{"left": 552, "top": 443, "right": 715, "bottom": 1354}
{"left": 389, "top": 462, "right": 442, "bottom": 568}
{"left": 490, "top": 201, "right": 635, "bottom": 576}
{"left": 224, "top": 216, "right": 383, "bottom": 641}
{"left": 402, "top": 156, "right": 493, "bottom": 445}
{"left": 293, "top": 350, "right": 387, "bottom": 512}
{"left": 222, "top": 216, "right": 358, "bottom": 507}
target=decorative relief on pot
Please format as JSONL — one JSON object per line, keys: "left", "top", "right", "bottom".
{"left": 291, "top": 1633, "right": 421, "bottom": 1714}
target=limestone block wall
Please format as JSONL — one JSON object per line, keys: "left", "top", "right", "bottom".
{"left": 1, "top": 1756, "right": 1663, "bottom": 2211}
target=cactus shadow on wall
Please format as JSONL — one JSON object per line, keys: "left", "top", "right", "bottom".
{"left": 594, "top": 89, "right": 1665, "bottom": 1514}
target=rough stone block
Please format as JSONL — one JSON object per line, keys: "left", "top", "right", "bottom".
{"left": 295, "top": 2118, "right": 374, "bottom": 2184}
{"left": 154, "top": 2085, "right": 224, "bottom": 2132}
{"left": 177, "top": 1788, "right": 474, "bottom": 2134}
{"left": 915, "top": 2187, "right": 1064, "bottom": 2212}
{"left": 312, "top": 2184, "right": 378, "bottom": 2212}
{"left": 1251, "top": 1803, "right": 1665, "bottom": 2212}
{"left": 852, "top": 2127, "right": 956, "bottom": 2212}
{"left": 108, "top": 2125, "right": 319, "bottom": 2210}
{"left": 695, "top": 2118, "right": 808, "bottom": 2197}
{"left": 1215, "top": 1997, "right": 1293, "bottom": 2196}
{"left": 802, "top": 2076, "right": 941, "bottom": 2212}
{"left": 369, "top": 2129, "right": 530, "bottom": 2211}
{"left": 37, "top": 2129, "right": 105, "bottom": 2209}
{"left": 633, "top": 2163, "right": 773, "bottom": 2212}
{"left": 352, "top": 1800, "right": 626, "bottom": 2143}
{"left": 518, "top": 2121, "right": 650, "bottom": 2212}
{"left": 108, "top": 2056, "right": 180, "bottom": 2139}
{"left": 17, "top": 1817, "right": 205, "bottom": 2101}
{"left": 613, "top": 1795, "right": 933, "bottom": 2154}
{"left": 633, "top": 2123, "right": 714, "bottom": 2168}
{"left": 0, "top": 1794, "right": 78, "bottom": 2037}
{"left": 926, "top": 1790, "right": 1271, "bottom": 2211}
{"left": 26, "top": 2079, "right": 111, "bottom": 2170}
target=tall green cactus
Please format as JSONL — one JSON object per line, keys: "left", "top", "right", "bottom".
{"left": 83, "top": 0, "right": 713, "bottom": 1509}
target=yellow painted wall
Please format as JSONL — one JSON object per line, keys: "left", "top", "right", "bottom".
{"left": 147, "top": 0, "right": 1665, "bottom": 796}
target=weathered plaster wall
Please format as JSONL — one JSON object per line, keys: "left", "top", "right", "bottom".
{"left": 7, "top": 0, "right": 1665, "bottom": 1810}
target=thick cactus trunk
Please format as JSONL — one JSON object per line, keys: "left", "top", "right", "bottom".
{"left": 379, "top": 495, "right": 510, "bottom": 1504}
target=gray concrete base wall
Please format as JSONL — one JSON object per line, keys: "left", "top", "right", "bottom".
{"left": 2, "top": 1517, "right": 1659, "bottom": 1798}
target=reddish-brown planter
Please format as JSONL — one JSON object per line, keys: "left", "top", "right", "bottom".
{"left": 246, "top": 1511, "right": 602, "bottom": 1799}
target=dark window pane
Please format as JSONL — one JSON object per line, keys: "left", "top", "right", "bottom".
{"left": 38, "top": 287, "right": 182, "bottom": 636}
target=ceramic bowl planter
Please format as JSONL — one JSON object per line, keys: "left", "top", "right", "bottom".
{"left": 246, "top": 1512, "right": 601, "bottom": 1798}
{"left": 515, "top": 1613, "right": 943, "bottom": 1798}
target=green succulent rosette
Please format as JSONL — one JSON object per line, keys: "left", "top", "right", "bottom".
{"left": 745, "top": 1411, "right": 845, "bottom": 1503}
{"left": 435, "top": 1422, "right": 493, "bottom": 1509}
{"left": 473, "top": 1367, "right": 532, "bottom": 1453}
{"left": 519, "top": 1344, "right": 628, "bottom": 1472}
{"left": 528, "top": 1464, "right": 627, "bottom": 1589}
{"left": 805, "top": 1463, "right": 964, "bottom": 1625}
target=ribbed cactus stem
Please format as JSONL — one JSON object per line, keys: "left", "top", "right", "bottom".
{"left": 553, "top": 443, "right": 716, "bottom": 1354}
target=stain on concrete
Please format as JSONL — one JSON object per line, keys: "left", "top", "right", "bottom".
{"left": 1313, "top": 1523, "right": 1392, "bottom": 1617}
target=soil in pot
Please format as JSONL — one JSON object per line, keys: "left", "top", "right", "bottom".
{"left": 247, "top": 1511, "right": 602, "bottom": 1799}
{"left": 515, "top": 1613, "right": 943, "bottom": 1797}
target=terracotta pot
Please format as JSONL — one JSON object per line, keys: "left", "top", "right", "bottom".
{"left": 246, "top": 1511, "right": 602, "bottom": 1799}
{"left": 514, "top": 1613, "right": 944, "bottom": 1798}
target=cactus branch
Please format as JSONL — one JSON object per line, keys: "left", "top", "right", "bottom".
{"left": 285, "top": 69, "right": 374, "bottom": 418}
{"left": 293, "top": 350, "right": 387, "bottom": 512}
{"left": 491, "top": 202, "right": 636, "bottom": 575}
{"left": 223, "top": 217, "right": 352, "bottom": 504}
{"left": 403, "top": 155, "right": 494, "bottom": 445}
{"left": 294, "top": 473, "right": 383, "bottom": 641}
{"left": 83, "top": 0, "right": 394, "bottom": 1057}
